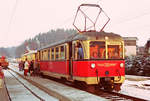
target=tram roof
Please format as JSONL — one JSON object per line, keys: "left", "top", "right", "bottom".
{"left": 22, "top": 50, "right": 37, "bottom": 56}
{"left": 73, "top": 31, "right": 122, "bottom": 41}
{"left": 38, "top": 31, "right": 122, "bottom": 50}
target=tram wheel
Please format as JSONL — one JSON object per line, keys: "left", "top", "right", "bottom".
{"left": 86, "top": 85, "right": 96, "bottom": 93}
{"left": 103, "top": 84, "right": 114, "bottom": 91}
{"left": 114, "top": 83, "right": 122, "bottom": 91}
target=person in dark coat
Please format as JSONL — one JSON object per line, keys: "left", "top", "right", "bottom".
{"left": 19, "top": 60, "right": 24, "bottom": 71}
{"left": 33, "top": 59, "right": 40, "bottom": 76}
{"left": 29, "top": 60, "right": 34, "bottom": 76}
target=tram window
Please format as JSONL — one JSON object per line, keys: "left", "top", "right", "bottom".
{"left": 76, "top": 42, "right": 84, "bottom": 59}
{"left": 48, "top": 49, "right": 50, "bottom": 60}
{"left": 43, "top": 50, "right": 47, "bottom": 60}
{"left": 64, "top": 45, "right": 67, "bottom": 59}
{"left": 108, "top": 45, "right": 122, "bottom": 59}
{"left": 51, "top": 48, "right": 54, "bottom": 60}
{"left": 56, "top": 47, "right": 59, "bottom": 60}
{"left": 40, "top": 51, "right": 42, "bottom": 60}
{"left": 73, "top": 44, "right": 76, "bottom": 59}
{"left": 42, "top": 51, "right": 44, "bottom": 60}
{"left": 60, "top": 46, "right": 65, "bottom": 60}
{"left": 90, "top": 41, "right": 105, "bottom": 59}
{"left": 38, "top": 52, "right": 40, "bottom": 60}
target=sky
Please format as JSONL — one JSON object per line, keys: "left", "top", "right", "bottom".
{"left": 0, "top": 0, "right": 150, "bottom": 47}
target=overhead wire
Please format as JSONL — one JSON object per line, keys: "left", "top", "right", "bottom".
{"left": 7, "top": 0, "right": 19, "bottom": 35}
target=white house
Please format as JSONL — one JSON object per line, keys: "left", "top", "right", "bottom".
{"left": 123, "top": 37, "right": 138, "bottom": 57}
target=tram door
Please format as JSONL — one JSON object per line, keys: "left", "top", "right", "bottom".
{"left": 68, "top": 42, "right": 73, "bottom": 79}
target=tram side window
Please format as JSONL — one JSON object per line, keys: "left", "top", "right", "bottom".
{"left": 37, "top": 51, "right": 41, "bottom": 60}
{"left": 56, "top": 47, "right": 59, "bottom": 60}
{"left": 65, "top": 45, "right": 67, "bottom": 59}
{"left": 43, "top": 50, "right": 48, "bottom": 60}
{"left": 42, "top": 51, "right": 44, "bottom": 60}
{"left": 60, "top": 46, "right": 65, "bottom": 60}
{"left": 39, "top": 51, "right": 42, "bottom": 60}
{"left": 76, "top": 42, "right": 84, "bottom": 60}
{"left": 51, "top": 48, "right": 54, "bottom": 60}
{"left": 48, "top": 49, "right": 50, "bottom": 60}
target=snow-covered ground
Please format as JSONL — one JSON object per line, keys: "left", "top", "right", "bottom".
{"left": 120, "top": 75, "right": 150, "bottom": 100}
{"left": 4, "top": 69, "right": 58, "bottom": 101}
{"left": 8, "top": 63, "right": 108, "bottom": 101}
{"left": 10, "top": 62, "right": 150, "bottom": 100}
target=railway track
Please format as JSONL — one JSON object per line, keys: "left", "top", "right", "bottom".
{"left": 9, "top": 67, "right": 146, "bottom": 101}
{"left": 42, "top": 75, "right": 147, "bottom": 101}
{"left": 94, "top": 89, "right": 146, "bottom": 101}
{"left": 8, "top": 67, "right": 108, "bottom": 101}
{"left": 4, "top": 69, "right": 58, "bottom": 101}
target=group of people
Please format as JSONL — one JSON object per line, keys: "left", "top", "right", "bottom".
{"left": 18, "top": 59, "right": 40, "bottom": 76}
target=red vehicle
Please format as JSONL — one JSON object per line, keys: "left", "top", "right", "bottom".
{"left": 36, "top": 4, "right": 125, "bottom": 91}
{"left": 0, "top": 56, "right": 9, "bottom": 69}
{"left": 0, "top": 67, "right": 4, "bottom": 88}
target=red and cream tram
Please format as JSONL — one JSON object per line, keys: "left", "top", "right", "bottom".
{"left": 37, "top": 31, "right": 125, "bottom": 91}
{"left": 36, "top": 4, "right": 125, "bottom": 91}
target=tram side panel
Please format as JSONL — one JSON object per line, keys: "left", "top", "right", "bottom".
{"left": 40, "top": 61, "right": 69, "bottom": 74}
{"left": 39, "top": 44, "right": 70, "bottom": 78}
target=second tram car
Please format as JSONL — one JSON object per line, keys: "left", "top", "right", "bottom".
{"left": 21, "top": 50, "right": 37, "bottom": 61}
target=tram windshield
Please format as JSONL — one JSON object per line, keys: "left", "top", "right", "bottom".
{"left": 90, "top": 41, "right": 106, "bottom": 59}
{"left": 107, "top": 45, "right": 123, "bottom": 59}
{"left": 90, "top": 41, "right": 123, "bottom": 59}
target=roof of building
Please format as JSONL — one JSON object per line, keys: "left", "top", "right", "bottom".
{"left": 123, "top": 37, "right": 138, "bottom": 41}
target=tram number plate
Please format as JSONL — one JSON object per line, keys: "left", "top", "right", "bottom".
{"left": 105, "top": 77, "right": 111, "bottom": 81}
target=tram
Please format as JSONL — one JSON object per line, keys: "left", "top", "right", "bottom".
{"left": 23, "top": 4, "right": 125, "bottom": 91}
{"left": 21, "top": 50, "right": 37, "bottom": 61}
{"left": 37, "top": 31, "right": 125, "bottom": 91}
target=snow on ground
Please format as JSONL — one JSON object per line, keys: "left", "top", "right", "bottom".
{"left": 6, "top": 63, "right": 58, "bottom": 101}
{"left": 9, "top": 62, "right": 150, "bottom": 100}
{"left": 120, "top": 76, "right": 150, "bottom": 100}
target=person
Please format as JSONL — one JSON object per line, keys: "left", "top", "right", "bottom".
{"left": 29, "top": 60, "right": 34, "bottom": 76}
{"left": 114, "top": 52, "right": 119, "bottom": 58}
{"left": 0, "top": 66, "right": 4, "bottom": 88}
{"left": 18, "top": 61, "right": 21, "bottom": 71}
{"left": 33, "top": 59, "right": 40, "bottom": 76}
{"left": 24, "top": 59, "right": 29, "bottom": 76}
{"left": 92, "top": 52, "right": 98, "bottom": 59}
{"left": 90, "top": 45, "right": 99, "bottom": 59}
{"left": 99, "top": 48, "right": 105, "bottom": 59}
{"left": 77, "top": 43, "right": 84, "bottom": 59}
{"left": 19, "top": 60, "right": 24, "bottom": 71}
{"left": 21, "top": 60, "right": 25, "bottom": 71}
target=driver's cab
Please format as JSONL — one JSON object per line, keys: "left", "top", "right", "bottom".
{"left": 72, "top": 40, "right": 89, "bottom": 60}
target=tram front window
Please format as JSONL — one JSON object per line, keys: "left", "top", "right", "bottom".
{"left": 108, "top": 45, "right": 123, "bottom": 59}
{"left": 90, "top": 41, "right": 105, "bottom": 59}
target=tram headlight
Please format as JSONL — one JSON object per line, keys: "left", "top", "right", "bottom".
{"left": 120, "top": 63, "right": 124, "bottom": 68}
{"left": 91, "top": 63, "right": 96, "bottom": 69}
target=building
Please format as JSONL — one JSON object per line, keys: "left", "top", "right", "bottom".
{"left": 137, "top": 46, "right": 145, "bottom": 55}
{"left": 123, "top": 37, "right": 138, "bottom": 57}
